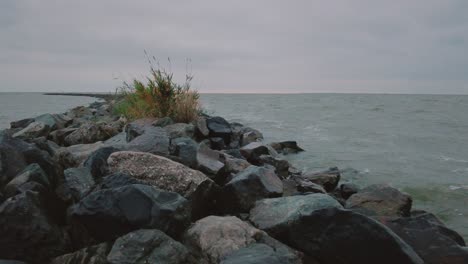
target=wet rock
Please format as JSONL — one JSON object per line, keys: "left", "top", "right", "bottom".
{"left": 240, "top": 142, "right": 270, "bottom": 165}
{"left": 249, "top": 193, "right": 343, "bottom": 237}
{"left": 169, "top": 137, "right": 198, "bottom": 168}
{"left": 222, "top": 166, "right": 283, "bottom": 213}
{"left": 0, "top": 191, "right": 70, "bottom": 263}
{"left": 13, "top": 121, "right": 50, "bottom": 140}
{"left": 10, "top": 118, "right": 35, "bottom": 129}
{"left": 184, "top": 216, "right": 302, "bottom": 264}
{"left": 240, "top": 128, "right": 263, "bottom": 147}
{"left": 301, "top": 167, "right": 341, "bottom": 192}
{"left": 153, "top": 117, "right": 174, "bottom": 127}
{"left": 64, "top": 122, "right": 119, "bottom": 145}
{"left": 69, "top": 184, "right": 190, "bottom": 241}
{"left": 164, "top": 123, "right": 195, "bottom": 139}
{"left": 197, "top": 146, "right": 225, "bottom": 181}
{"left": 378, "top": 211, "right": 468, "bottom": 264}
{"left": 221, "top": 243, "right": 300, "bottom": 264}
{"left": 340, "top": 183, "right": 360, "bottom": 199}
{"left": 346, "top": 184, "right": 412, "bottom": 217}
{"left": 206, "top": 116, "right": 232, "bottom": 144}
{"left": 56, "top": 142, "right": 105, "bottom": 169}
{"left": 57, "top": 168, "right": 95, "bottom": 202}
{"left": 268, "top": 141, "right": 304, "bottom": 155}
{"left": 50, "top": 242, "right": 111, "bottom": 264}
{"left": 3, "top": 163, "right": 50, "bottom": 198}
{"left": 97, "top": 172, "right": 142, "bottom": 190}
{"left": 259, "top": 155, "right": 290, "bottom": 178}
{"left": 107, "top": 229, "right": 194, "bottom": 264}
{"left": 281, "top": 207, "right": 424, "bottom": 264}
{"left": 83, "top": 146, "right": 120, "bottom": 178}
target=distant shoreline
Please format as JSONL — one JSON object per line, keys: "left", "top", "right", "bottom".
{"left": 43, "top": 92, "right": 115, "bottom": 100}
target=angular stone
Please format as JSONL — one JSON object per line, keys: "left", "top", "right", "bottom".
{"left": 153, "top": 117, "right": 174, "bottom": 127}
{"left": 59, "top": 168, "right": 95, "bottom": 202}
{"left": 222, "top": 166, "right": 283, "bottom": 213}
{"left": 340, "top": 183, "right": 360, "bottom": 199}
{"left": 97, "top": 172, "right": 142, "bottom": 190}
{"left": 206, "top": 116, "right": 232, "bottom": 144}
{"left": 56, "top": 142, "right": 105, "bottom": 169}
{"left": 221, "top": 243, "right": 301, "bottom": 264}
{"left": 164, "top": 123, "right": 195, "bottom": 139}
{"left": 10, "top": 118, "right": 34, "bottom": 129}
{"left": 249, "top": 194, "right": 343, "bottom": 237}
{"left": 83, "top": 146, "right": 120, "bottom": 178}
{"left": 50, "top": 242, "right": 111, "bottom": 264}
{"left": 197, "top": 146, "right": 225, "bottom": 180}
{"left": 3, "top": 163, "right": 50, "bottom": 198}
{"left": 107, "top": 229, "right": 194, "bottom": 264}
{"left": 240, "top": 128, "right": 263, "bottom": 147}
{"left": 295, "top": 179, "right": 326, "bottom": 194}
{"left": 64, "top": 122, "right": 119, "bottom": 146}
{"left": 240, "top": 142, "right": 270, "bottom": 165}
{"left": 169, "top": 137, "right": 198, "bottom": 168}
{"left": 301, "top": 167, "right": 341, "bottom": 192}
{"left": 49, "top": 127, "right": 78, "bottom": 146}
{"left": 13, "top": 121, "right": 50, "bottom": 140}
{"left": 346, "top": 184, "right": 412, "bottom": 217}
{"left": 259, "top": 155, "right": 290, "bottom": 178}
{"left": 69, "top": 184, "right": 190, "bottom": 241}
{"left": 268, "top": 141, "right": 304, "bottom": 155}
{"left": 209, "top": 137, "right": 226, "bottom": 150}
{"left": 195, "top": 116, "right": 209, "bottom": 138}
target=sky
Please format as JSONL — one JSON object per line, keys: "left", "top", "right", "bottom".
{"left": 1, "top": 1, "right": 468, "bottom": 94}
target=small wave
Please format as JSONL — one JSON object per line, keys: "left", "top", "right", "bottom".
{"left": 449, "top": 185, "right": 468, "bottom": 191}
{"left": 440, "top": 155, "right": 468, "bottom": 163}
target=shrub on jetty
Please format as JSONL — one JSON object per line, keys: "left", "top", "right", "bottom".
{"left": 114, "top": 63, "right": 201, "bottom": 123}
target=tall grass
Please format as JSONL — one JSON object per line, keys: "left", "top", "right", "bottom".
{"left": 114, "top": 61, "right": 201, "bottom": 123}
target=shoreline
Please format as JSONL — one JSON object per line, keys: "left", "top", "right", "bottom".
{"left": 0, "top": 99, "right": 466, "bottom": 263}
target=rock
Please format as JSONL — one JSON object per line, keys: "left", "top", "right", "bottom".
{"left": 229, "top": 122, "right": 244, "bottom": 149}
{"left": 0, "top": 191, "right": 70, "bottom": 263}
{"left": 30, "top": 136, "right": 61, "bottom": 156}
{"left": 249, "top": 193, "right": 343, "bottom": 237}
{"left": 49, "top": 127, "right": 78, "bottom": 146}
{"left": 98, "top": 173, "right": 142, "bottom": 190}
{"left": 124, "top": 122, "right": 145, "bottom": 142}
{"left": 346, "top": 184, "right": 412, "bottom": 217}
{"left": 67, "top": 106, "right": 94, "bottom": 120}
{"left": 64, "top": 122, "right": 118, "bottom": 146}
{"left": 197, "top": 146, "right": 225, "bottom": 181}
{"left": 12, "top": 121, "right": 50, "bottom": 140}
{"left": 107, "top": 229, "right": 194, "bottom": 264}
{"left": 0, "top": 134, "right": 57, "bottom": 188}
{"left": 56, "top": 142, "right": 105, "bottom": 169}
{"left": 153, "top": 117, "right": 174, "bottom": 127}
{"left": 83, "top": 146, "right": 120, "bottom": 178}
{"left": 50, "top": 242, "right": 111, "bottom": 264}
{"left": 220, "top": 153, "right": 251, "bottom": 181}
{"left": 301, "top": 167, "right": 341, "bottom": 192}
{"left": 69, "top": 184, "right": 190, "bottom": 241}
{"left": 3, "top": 163, "right": 51, "bottom": 198}
{"left": 169, "top": 137, "right": 198, "bottom": 168}
{"left": 10, "top": 118, "right": 34, "bottom": 129}
{"left": 184, "top": 216, "right": 302, "bottom": 264}
{"left": 164, "top": 123, "right": 195, "bottom": 139}
{"left": 108, "top": 151, "right": 218, "bottom": 219}
{"left": 378, "top": 211, "right": 468, "bottom": 264}
{"left": 240, "top": 128, "right": 263, "bottom": 147}
{"left": 209, "top": 137, "right": 225, "bottom": 150}
{"left": 35, "top": 113, "right": 69, "bottom": 130}
{"left": 340, "top": 183, "right": 360, "bottom": 199}
{"left": 222, "top": 166, "right": 283, "bottom": 213}
{"left": 221, "top": 243, "right": 300, "bottom": 264}
{"left": 206, "top": 116, "right": 232, "bottom": 144}
{"left": 296, "top": 180, "right": 327, "bottom": 194}
{"left": 195, "top": 116, "right": 209, "bottom": 138}
{"left": 0, "top": 260, "right": 28, "bottom": 264}
{"left": 222, "top": 149, "right": 245, "bottom": 159}
{"left": 268, "top": 141, "right": 304, "bottom": 155}
{"left": 104, "top": 131, "right": 127, "bottom": 146}
{"left": 281, "top": 207, "right": 424, "bottom": 264}
{"left": 240, "top": 142, "right": 270, "bottom": 165}
{"left": 125, "top": 126, "right": 170, "bottom": 155}
{"left": 58, "top": 168, "right": 95, "bottom": 202}
{"left": 259, "top": 155, "right": 290, "bottom": 178}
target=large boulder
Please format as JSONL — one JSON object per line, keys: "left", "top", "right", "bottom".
{"left": 197, "top": 146, "right": 225, "bottom": 182}
{"left": 240, "top": 142, "right": 270, "bottom": 165}
{"left": 222, "top": 166, "right": 283, "bottom": 213}
{"left": 249, "top": 193, "right": 343, "bottom": 237}
{"left": 169, "top": 137, "right": 198, "bottom": 168}
{"left": 164, "top": 123, "right": 195, "bottom": 139}
{"left": 12, "top": 121, "right": 50, "bottom": 140}
{"left": 97, "top": 172, "right": 142, "bottom": 190}
{"left": 378, "top": 211, "right": 468, "bottom": 264}
{"left": 0, "top": 191, "right": 70, "bottom": 263}
{"left": 107, "top": 229, "right": 195, "bottom": 264}
{"left": 259, "top": 155, "right": 290, "bottom": 178}
{"left": 3, "top": 163, "right": 51, "bottom": 199}
{"left": 108, "top": 151, "right": 218, "bottom": 219}
{"left": 346, "top": 184, "right": 412, "bottom": 217}
{"left": 57, "top": 168, "right": 95, "bottom": 202}
{"left": 125, "top": 126, "right": 170, "bottom": 155}
{"left": 279, "top": 207, "right": 424, "bottom": 264}
{"left": 300, "top": 167, "right": 341, "bottom": 192}
{"left": 64, "top": 122, "right": 119, "bottom": 146}
{"left": 49, "top": 127, "right": 78, "bottom": 146}
{"left": 56, "top": 142, "right": 105, "bottom": 169}
{"left": 184, "top": 216, "right": 302, "bottom": 264}
{"left": 34, "top": 113, "right": 71, "bottom": 131}
{"left": 69, "top": 184, "right": 190, "bottom": 241}
{"left": 206, "top": 116, "right": 232, "bottom": 144}
{"left": 50, "top": 242, "right": 111, "bottom": 264}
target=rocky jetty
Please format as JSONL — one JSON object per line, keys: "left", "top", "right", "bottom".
{"left": 0, "top": 98, "right": 466, "bottom": 264}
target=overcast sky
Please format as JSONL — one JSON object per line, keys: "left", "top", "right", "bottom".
{"left": 1, "top": 1, "right": 468, "bottom": 94}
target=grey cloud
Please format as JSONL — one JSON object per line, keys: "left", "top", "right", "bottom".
{"left": 0, "top": 0, "right": 467, "bottom": 93}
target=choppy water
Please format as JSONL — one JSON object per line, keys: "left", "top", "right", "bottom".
{"left": 201, "top": 94, "right": 468, "bottom": 239}
{"left": 0, "top": 93, "right": 98, "bottom": 129}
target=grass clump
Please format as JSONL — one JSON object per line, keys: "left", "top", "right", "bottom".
{"left": 114, "top": 60, "right": 201, "bottom": 123}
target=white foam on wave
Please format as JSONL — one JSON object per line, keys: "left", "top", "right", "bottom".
{"left": 449, "top": 185, "right": 468, "bottom": 191}
{"left": 440, "top": 155, "right": 468, "bottom": 163}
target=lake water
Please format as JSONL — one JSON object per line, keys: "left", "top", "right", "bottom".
{"left": 0, "top": 92, "right": 467, "bottom": 239}
{"left": 201, "top": 93, "right": 468, "bottom": 240}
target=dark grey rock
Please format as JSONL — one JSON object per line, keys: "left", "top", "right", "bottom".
{"left": 301, "top": 167, "right": 341, "bottom": 192}
{"left": 206, "top": 116, "right": 232, "bottom": 144}
{"left": 153, "top": 117, "right": 174, "bottom": 127}
{"left": 49, "top": 127, "right": 78, "bottom": 146}
{"left": 164, "top": 123, "right": 195, "bottom": 139}
{"left": 281, "top": 207, "right": 424, "bottom": 264}
{"left": 209, "top": 137, "right": 225, "bottom": 150}
{"left": 295, "top": 179, "right": 326, "bottom": 194}
{"left": 249, "top": 193, "right": 342, "bottom": 237}
{"left": 98, "top": 172, "right": 142, "bottom": 190}
{"left": 30, "top": 137, "right": 61, "bottom": 156}
{"left": 83, "top": 146, "right": 120, "bottom": 178}
{"left": 240, "top": 128, "right": 263, "bottom": 147}
{"left": 197, "top": 146, "right": 225, "bottom": 181}
{"left": 64, "top": 122, "right": 118, "bottom": 146}
{"left": 10, "top": 118, "right": 35, "bottom": 129}
{"left": 195, "top": 116, "right": 209, "bottom": 138}
{"left": 56, "top": 142, "right": 105, "bottom": 169}
{"left": 125, "top": 122, "right": 145, "bottom": 142}
{"left": 13, "top": 121, "right": 50, "bottom": 140}
{"left": 3, "top": 163, "right": 50, "bottom": 199}
{"left": 221, "top": 243, "right": 297, "bottom": 264}
{"left": 69, "top": 184, "right": 190, "bottom": 241}
{"left": 58, "top": 168, "right": 95, "bottom": 202}
{"left": 222, "top": 166, "right": 283, "bottom": 213}
{"left": 340, "top": 183, "right": 360, "bottom": 199}
{"left": 346, "top": 184, "right": 412, "bottom": 217}
{"left": 50, "top": 242, "right": 111, "bottom": 264}
{"left": 107, "top": 229, "right": 194, "bottom": 264}
{"left": 268, "top": 141, "right": 304, "bottom": 155}
{"left": 170, "top": 137, "right": 198, "bottom": 168}
{"left": 240, "top": 142, "right": 270, "bottom": 165}
{"left": 259, "top": 155, "right": 290, "bottom": 178}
